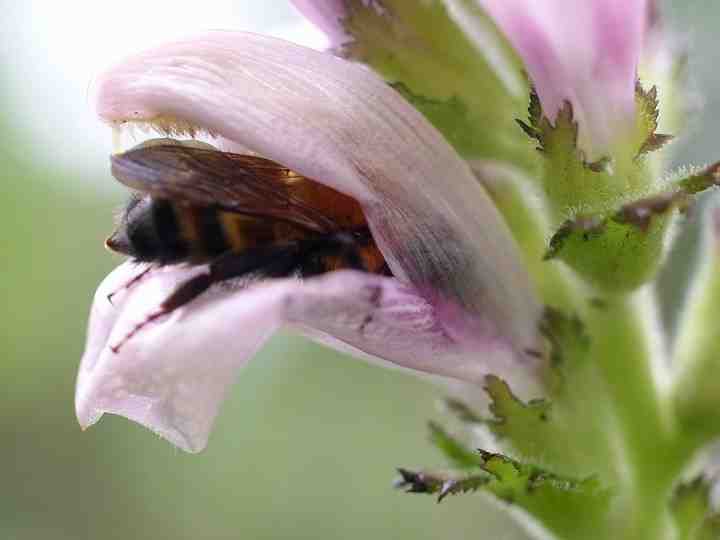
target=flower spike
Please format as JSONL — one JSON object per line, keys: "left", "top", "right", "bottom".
{"left": 80, "top": 32, "right": 543, "bottom": 451}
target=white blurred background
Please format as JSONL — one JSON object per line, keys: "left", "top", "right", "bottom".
{"left": 1, "top": 2, "right": 329, "bottom": 182}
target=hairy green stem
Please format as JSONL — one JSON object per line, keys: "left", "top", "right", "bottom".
{"left": 561, "top": 289, "right": 685, "bottom": 539}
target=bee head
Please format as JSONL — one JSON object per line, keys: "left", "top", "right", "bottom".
{"left": 105, "top": 193, "right": 159, "bottom": 261}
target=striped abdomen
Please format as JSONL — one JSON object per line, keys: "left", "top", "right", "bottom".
{"left": 142, "top": 197, "right": 284, "bottom": 264}
{"left": 108, "top": 194, "right": 387, "bottom": 274}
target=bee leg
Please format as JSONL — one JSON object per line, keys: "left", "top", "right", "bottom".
{"left": 109, "top": 248, "right": 302, "bottom": 353}
{"left": 109, "top": 272, "right": 214, "bottom": 353}
{"left": 107, "top": 265, "right": 155, "bottom": 305}
{"left": 296, "top": 232, "right": 369, "bottom": 277}
{"left": 210, "top": 246, "right": 300, "bottom": 280}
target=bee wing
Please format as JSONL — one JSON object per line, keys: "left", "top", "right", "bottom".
{"left": 110, "top": 145, "right": 338, "bottom": 232}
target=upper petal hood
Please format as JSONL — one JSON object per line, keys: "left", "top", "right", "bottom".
{"left": 477, "top": 0, "right": 647, "bottom": 157}
{"left": 95, "top": 31, "right": 540, "bottom": 354}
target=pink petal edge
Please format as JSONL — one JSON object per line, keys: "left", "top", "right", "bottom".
{"left": 76, "top": 263, "right": 533, "bottom": 452}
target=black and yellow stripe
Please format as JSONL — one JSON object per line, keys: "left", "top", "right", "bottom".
{"left": 114, "top": 194, "right": 388, "bottom": 276}
{"left": 155, "top": 200, "right": 284, "bottom": 262}
{"left": 162, "top": 201, "right": 228, "bottom": 260}
{"left": 151, "top": 198, "right": 189, "bottom": 261}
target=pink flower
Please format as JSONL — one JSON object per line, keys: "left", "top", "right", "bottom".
{"left": 477, "top": 0, "right": 647, "bottom": 157}
{"left": 77, "top": 32, "right": 541, "bottom": 452}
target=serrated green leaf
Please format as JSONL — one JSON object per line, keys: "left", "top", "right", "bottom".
{"left": 437, "top": 475, "right": 489, "bottom": 502}
{"left": 544, "top": 191, "right": 683, "bottom": 291}
{"left": 484, "top": 375, "right": 552, "bottom": 447}
{"left": 481, "top": 370, "right": 580, "bottom": 467}
{"left": 397, "top": 449, "right": 611, "bottom": 536}
{"left": 544, "top": 215, "right": 607, "bottom": 261}
{"left": 635, "top": 81, "right": 674, "bottom": 158}
{"left": 519, "top": 98, "right": 615, "bottom": 174}
{"left": 639, "top": 133, "right": 675, "bottom": 156}
{"left": 553, "top": 214, "right": 668, "bottom": 291}
{"left": 394, "top": 468, "right": 489, "bottom": 503}
{"left": 545, "top": 162, "right": 720, "bottom": 292}
{"left": 528, "top": 85, "right": 542, "bottom": 130}
{"left": 515, "top": 83, "right": 670, "bottom": 228}
{"left": 476, "top": 450, "right": 601, "bottom": 496}
{"left": 477, "top": 451, "right": 611, "bottom": 537}
{"left": 535, "top": 100, "right": 581, "bottom": 158}
{"left": 517, "top": 98, "right": 643, "bottom": 220}
{"left": 488, "top": 309, "right": 622, "bottom": 482}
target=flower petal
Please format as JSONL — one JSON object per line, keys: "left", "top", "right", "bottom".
{"left": 477, "top": 0, "right": 647, "bottom": 156}
{"left": 76, "top": 263, "right": 536, "bottom": 452}
{"left": 95, "top": 31, "right": 540, "bottom": 355}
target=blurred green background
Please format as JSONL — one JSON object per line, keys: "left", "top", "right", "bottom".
{"left": 0, "top": 2, "right": 716, "bottom": 539}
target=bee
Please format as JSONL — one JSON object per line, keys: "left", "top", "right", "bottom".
{"left": 106, "top": 141, "right": 389, "bottom": 352}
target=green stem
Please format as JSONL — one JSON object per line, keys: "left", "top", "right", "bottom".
{"left": 583, "top": 290, "right": 684, "bottom": 539}
{"left": 484, "top": 164, "right": 683, "bottom": 537}
{"left": 476, "top": 166, "right": 703, "bottom": 540}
